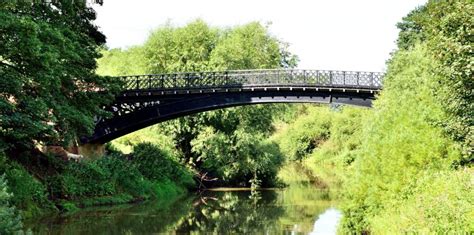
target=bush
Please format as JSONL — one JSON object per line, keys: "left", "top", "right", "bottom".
{"left": 340, "top": 44, "right": 464, "bottom": 233}
{"left": 275, "top": 106, "right": 332, "bottom": 161}
{"left": 0, "top": 175, "right": 22, "bottom": 234}
{"left": 192, "top": 127, "right": 284, "bottom": 187}
{"left": 49, "top": 154, "right": 155, "bottom": 200}
{"left": 0, "top": 153, "right": 51, "bottom": 217}
{"left": 131, "top": 143, "right": 195, "bottom": 188}
{"left": 369, "top": 170, "right": 474, "bottom": 233}
{"left": 94, "top": 155, "right": 156, "bottom": 197}
{"left": 49, "top": 159, "right": 116, "bottom": 199}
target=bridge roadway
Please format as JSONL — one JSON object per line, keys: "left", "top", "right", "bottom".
{"left": 83, "top": 69, "right": 384, "bottom": 143}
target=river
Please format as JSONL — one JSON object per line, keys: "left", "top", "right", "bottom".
{"left": 25, "top": 164, "right": 341, "bottom": 234}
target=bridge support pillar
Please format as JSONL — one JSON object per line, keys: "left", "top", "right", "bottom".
{"left": 78, "top": 143, "right": 105, "bottom": 160}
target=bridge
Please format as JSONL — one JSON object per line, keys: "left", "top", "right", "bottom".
{"left": 83, "top": 69, "right": 384, "bottom": 144}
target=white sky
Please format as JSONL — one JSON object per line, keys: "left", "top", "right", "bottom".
{"left": 93, "top": 0, "right": 427, "bottom": 72}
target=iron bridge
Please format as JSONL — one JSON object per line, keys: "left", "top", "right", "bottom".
{"left": 84, "top": 69, "right": 384, "bottom": 143}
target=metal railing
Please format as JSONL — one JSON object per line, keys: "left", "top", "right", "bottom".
{"left": 116, "top": 69, "right": 384, "bottom": 91}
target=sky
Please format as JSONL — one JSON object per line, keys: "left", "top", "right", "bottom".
{"left": 92, "top": 0, "right": 427, "bottom": 72}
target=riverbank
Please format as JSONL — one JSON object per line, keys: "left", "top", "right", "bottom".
{"left": 23, "top": 163, "right": 340, "bottom": 234}
{"left": 273, "top": 99, "right": 472, "bottom": 233}
{"left": 0, "top": 142, "right": 195, "bottom": 228}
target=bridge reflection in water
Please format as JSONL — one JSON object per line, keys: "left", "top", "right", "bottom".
{"left": 85, "top": 69, "right": 384, "bottom": 143}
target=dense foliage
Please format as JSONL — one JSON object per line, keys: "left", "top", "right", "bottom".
{"left": 336, "top": 1, "right": 474, "bottom": 232}
{"left": 0, "top": 175, "right": 22, "bottom": 234}
{"left": 0, "top": 2, "right": 196, "bottom": 230}
{"left": 274, "top": 105, "right": 368, "bottom": 190}
{"left": 0, "top": 1, "right": 117, "bottom": 151}
{"left": 0, "top": 145, "right": 194, "bottom": 220}
{"left": 192, "top": 128, "right": 283, "bottom": 187}
{"left": 396, "top": 0, "right": 473, "bottom": 163}
{"left": 100, "top": 20, "right": 297, "bottom": 187}
{"left": 0, "top": 151, "right": 52, "bottom": 219}
{"left": 131, "top": 143, "right": 194, "bottom": 188}
{"left": 1, "top": 0, "right": 471, "bottom": 233}
{"left": 273, "top": 1, "right": 473, "bottom": 233}
{"left": 275, "top": 106, "right": 333, "bottom": 161}
{"left": 340, "top": 45, "right": 472, "bottom": 233}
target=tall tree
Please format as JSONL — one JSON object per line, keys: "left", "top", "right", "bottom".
{"left": 97, "top": 20, "right": 297, "bottom": 186}
{"left": 0, "top": 1, "right": 117, "bottom": 151}
{"left": 396, "top": 0, "right": 473, "bottom": 164}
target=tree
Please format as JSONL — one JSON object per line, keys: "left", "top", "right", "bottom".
{"left": 98, "top": 20, "right": 297, "bottom": 186}
{"left": 340, "top": 1, "right": 474, "bottom": 230}
{"left": 143, "top": 20, "right": 219, "bottom": 73}
{"left": 396, "top": 0, "right": 473, "bottom": 164}
{"left": 0, "top": 1, "right": 117, "bottom": 151}
{"left": 395, "top": 6, "right": 427, "bottom": 50}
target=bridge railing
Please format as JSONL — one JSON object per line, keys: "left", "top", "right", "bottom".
{"left": 117, "top": 69, "right": 384, "bottom": 91}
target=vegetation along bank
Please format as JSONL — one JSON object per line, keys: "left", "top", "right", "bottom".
{"left": 1, "top": 0, "right": 472, "bottom": 234}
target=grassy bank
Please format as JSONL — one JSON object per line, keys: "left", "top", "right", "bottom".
{"left": 0, "top": 142, "right": 196, "bottom": 233}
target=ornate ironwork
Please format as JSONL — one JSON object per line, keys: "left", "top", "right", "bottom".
{"left": 116, "top": 69, "right": 384, "bottom": 91}
{"left": 84, "top": 69, "right": 384, "bottom": 143}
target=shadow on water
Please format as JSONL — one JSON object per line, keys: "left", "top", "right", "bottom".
{"left": 25, "top": 195, "right": 195, "bottom": 234}
{"left": 25, "top": 163, "right": 340, "bottom": 234}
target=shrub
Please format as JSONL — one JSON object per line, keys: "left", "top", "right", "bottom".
{"left": 369, "top": 169, "right": 474, "bottom": 233}
{"left": 131, "top": 143, "right": 195, "bottom": 188}
{"left": 192, "top": 127, "right": 284, "bottom": 187}
{"left": 0, "top": 175, "right": 22, "bottom": 234}
{"left": 49, "top": 154, "right": 154, "bottom": 199}
{"left": 0, "top": 153, "right": 51, "bottom": 217}
{"left": 275, "top": 106, "right": 332, "bottom": 161}
{"left": 340, "top": 44, "right": 463, "bottom": 233}
{"left": 49, "top": 160, "right": 116, "bottom": 199}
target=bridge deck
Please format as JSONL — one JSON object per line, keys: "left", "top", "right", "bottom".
{"left": 85, "top": 69, "right": 384, "bottom": 143}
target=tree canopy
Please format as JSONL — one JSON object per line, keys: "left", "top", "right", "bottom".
{"left": 0, "top": 1, "right": 117, "bottom": 151}
{"left": 396, "top": 0, "right": 473, "bottom": 163}
{"left": 99, "top": 20, "right": 298, "bottom": 186}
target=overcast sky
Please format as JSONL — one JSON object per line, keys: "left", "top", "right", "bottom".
{"left": 93, "top": 0, "right": 427, "bottom": 72}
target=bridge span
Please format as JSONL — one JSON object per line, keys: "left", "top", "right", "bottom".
{"left": 83, "top": 69, "right": 384, "bottom": 143}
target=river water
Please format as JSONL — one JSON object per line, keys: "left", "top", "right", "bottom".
{"left": 25, "top": 164, "right": 341, "bottom": 234}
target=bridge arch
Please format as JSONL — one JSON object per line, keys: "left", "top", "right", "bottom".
{"left": 83, "top": 69, "right": 383, "bottom": 143}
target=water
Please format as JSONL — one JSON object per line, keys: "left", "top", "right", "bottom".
{"left": 25, "top": 164, "right": 341, "bottom": 234}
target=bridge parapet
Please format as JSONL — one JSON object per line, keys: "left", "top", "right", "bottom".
{"left": 117, "top": 69, "right": 384, "bottom": 91}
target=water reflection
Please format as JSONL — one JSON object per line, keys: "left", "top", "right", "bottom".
{"left": 26, "top": 165, "right": 340, "bottom": 234}
{"left": 176, "top": 191, "right": 284, "bottom": 234}
{"left": 310, "top": 208, "right": 342, "bottom": 235}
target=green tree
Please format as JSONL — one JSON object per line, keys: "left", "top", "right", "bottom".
{"left": 340, "top": 44, "right": 471, "bottom": 234}
{"left": 275, "top": 107, "right": 333, "bottom": 161}
{"left": 326, "top": 1, "right": 474, "bottom": 231}
{"left": 426, "top": 1, "right": 473, "bottom": 163}
{"left": 192, "top": 127, "right": 283, "bottom": 187}
{"left": 131, "top": 142, "right": 194, "bottom": 188}
{"left": 210, "top": 22, "right": 282, "bottom": 70}
{"left": 144, "top": 20, "right": 219, "bottom": 73}
{"left": 396, "top": 0, "right": 473, "bottom": 164}
{"left": 97, "top": 47, "right": 147, "bottom": 76}
{"left": 0, "top": 1, "right": 117, "bottom": 151}
{"left": 99, "top": 20, "right": 297, "bottom": 186}
{"left": 396, "top": 6, "right": 428, "bottom": 50}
